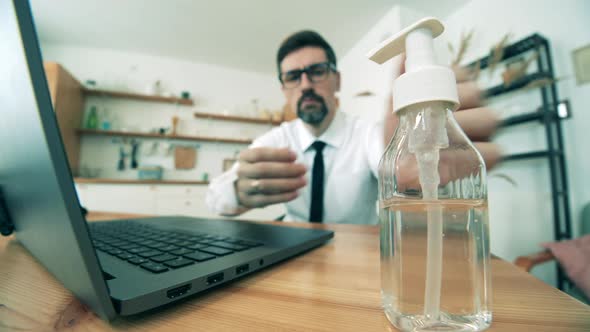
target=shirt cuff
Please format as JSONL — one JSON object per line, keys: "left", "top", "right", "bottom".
{"left": 205, "top": 166, "right": 242, "bottom": 215}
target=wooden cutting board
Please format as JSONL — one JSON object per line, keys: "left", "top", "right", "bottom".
{"left": 174, "top": 146, "right": 197, "bottom": 169}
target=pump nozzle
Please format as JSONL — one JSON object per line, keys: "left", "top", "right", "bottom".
{"left": 367, "top": 17, "right": 458, "bottom": 113}
{"left": 367, "top": 17, "right": 443, "bottom": 67}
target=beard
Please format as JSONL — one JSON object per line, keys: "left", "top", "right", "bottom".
{"left": 297, "top": 90, "right": 328, "bottom": 125}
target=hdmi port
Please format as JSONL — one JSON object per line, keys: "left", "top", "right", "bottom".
{"left": 167, "top": 284, "right": 191, "bottom": 299}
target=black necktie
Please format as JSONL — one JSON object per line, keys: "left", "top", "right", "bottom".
{"left": 309, "top": 141, "right": 326, "bottom": 222}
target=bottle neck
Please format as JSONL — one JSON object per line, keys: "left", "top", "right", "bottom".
{"left": 397, "top": 101, "right": 453, "bottom": 118}
{"left": 396, "top": 102, "right": 453, "bottom": 144}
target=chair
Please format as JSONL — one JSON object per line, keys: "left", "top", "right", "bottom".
{"left": 514, "top": 202, "right": 590, "bottom": 304}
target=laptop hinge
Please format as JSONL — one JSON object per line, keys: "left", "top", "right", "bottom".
{"left": 0, "top": 188, "right": 15, "bottom": 236}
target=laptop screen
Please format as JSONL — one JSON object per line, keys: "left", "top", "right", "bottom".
{"left": 0, "top": 0, "right": 116, "bottom": 320}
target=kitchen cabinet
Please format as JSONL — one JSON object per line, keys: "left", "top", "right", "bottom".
{"left": 76, "top": 183, "right": 158, "bottom": 215}
{"left": 44, "top": 61, "right": 84, "bottom": 174}
{"left": 75, "top": 184, "right": 285, "bottom": 221}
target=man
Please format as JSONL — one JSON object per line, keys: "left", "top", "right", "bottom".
{"left": 206, "top": 30, "right": 500, "bottom": 224}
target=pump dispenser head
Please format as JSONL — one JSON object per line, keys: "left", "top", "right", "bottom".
{"left": 367, "top": 17, "right": 459, "bottom": 113}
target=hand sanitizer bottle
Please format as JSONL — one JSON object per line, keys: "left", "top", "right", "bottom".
{"left": 367, "top": 17, "right": 492, "bottom": 331}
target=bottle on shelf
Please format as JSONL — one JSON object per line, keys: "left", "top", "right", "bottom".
{"left": 100, "top": 108, "right": 112, "bottom": 130}
{"left": 85, "top": 105, "right": 99, "bottom": 129}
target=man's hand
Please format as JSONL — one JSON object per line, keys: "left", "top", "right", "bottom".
{"left": 384, "top": 64, "right": 502, "bottom": 170}
{"left": 382, "top": 62, "right": 502, "bottom": 191}
{"left": 235, "top": 147, "right": 307, "bottom": 209}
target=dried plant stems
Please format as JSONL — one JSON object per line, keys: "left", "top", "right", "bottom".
{"left": 488, "top": 33, "right": 512, "bottom": 77}
{"left": 449, "top": 29, "right": 475, "bottom": 66}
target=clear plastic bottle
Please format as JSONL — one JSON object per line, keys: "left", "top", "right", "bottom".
{"left": 367, "top": 17, "right": 492, "bottom": 331}
{"left": 379, "top": 102, "right": 491, "bottom": 331}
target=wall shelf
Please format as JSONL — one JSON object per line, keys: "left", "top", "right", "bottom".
{"left": 467, "top": 33, "right": 545, "bottom": 70}
{"left": 501, "top": 111, "right": 544, "bottom": 127}
{"left": 83, "top": 88, "right": 194, "bottom": 106}
{"left": 501, "top": 150, "right": 562, "bottom": 161}
{"left": 74, "top": 178, "right": 209, "bottom": 185}
{"left": 483, "top": 72, "right": 553, "bottom": 98}
{"left": 472, "top": 33, "right": 572, "bottom": 290}
{"left": 76, "top": 129, "right": 252, "bottom": 144}
{"left": 194, "top": 111, "right": 282, "bottom": 125}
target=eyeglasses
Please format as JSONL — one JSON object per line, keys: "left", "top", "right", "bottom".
{"left": 279, "top": 62, "right": 337, "bottom": 89}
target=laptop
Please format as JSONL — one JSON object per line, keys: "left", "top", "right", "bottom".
{"left": 0, "top": 0, "right": 333, "bottom": 320}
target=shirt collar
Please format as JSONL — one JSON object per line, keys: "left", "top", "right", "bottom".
{"left": 295, "top": 110, "right": 347, "bottom": 152}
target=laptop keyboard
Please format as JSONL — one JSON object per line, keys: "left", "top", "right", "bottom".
{"left": 89, "top": 221, "right": 262, "bottom": 274}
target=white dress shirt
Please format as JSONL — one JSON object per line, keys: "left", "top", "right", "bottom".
{"left": 206, "top": 111, "right": 385, "bottom": 224}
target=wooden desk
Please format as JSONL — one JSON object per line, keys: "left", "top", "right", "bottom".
{"left": 0, "top": 212, "right": 588, "bottom": 331}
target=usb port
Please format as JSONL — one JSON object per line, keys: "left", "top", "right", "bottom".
{"left": 236, "top": 264, "right": 249, "bottom": 275}
{"left": 167, "top": 284, "right": 191, "bottom": 299}
{"left": 206, "top": 272, "right": 224, "bottom": 285}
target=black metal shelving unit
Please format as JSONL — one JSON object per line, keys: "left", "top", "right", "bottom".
{"left": 467, "top": 33, "right": 572, "bottom": 290}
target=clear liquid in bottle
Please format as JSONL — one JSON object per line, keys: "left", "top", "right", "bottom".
{"left": 380, "top": 198, "right": 492, "bottom": 331}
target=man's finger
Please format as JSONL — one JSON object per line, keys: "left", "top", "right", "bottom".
{"left": 393, "top": 141, "right": 502, "bottom": 191}
{"left": 457, "top": 81, "right": 482, "bottom": 110}
{"left": 474, "top": 142, "right": 502, "bottom": 170}
{"left": 237, "top": 177, "right": 307, "bottom": 195}
{"left": 238, "top": 162, "right": 307, "bottom": 179}
{"left": 238, "top": 191, "right": 299, "bottom": 209}
{"left": 452, "top": 65, "right": 475, "bottom": 83}
{"left": 239, "top": 147, "right": 297, "bottom": 163}
{"left": 455, "top": 107, "right": 499, "bottom": 141}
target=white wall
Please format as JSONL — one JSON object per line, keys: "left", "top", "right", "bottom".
{"left": 441, "top": 0, "right": 590, "bottom": 286}
{"left": 339, "top": 0, "right": 590, "bottom": 287}
{"left": 41, "top": 43, "right": 284, "bottom": 181}
{"left": 338, "top": 6, "right": 400, "bottom": 123}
